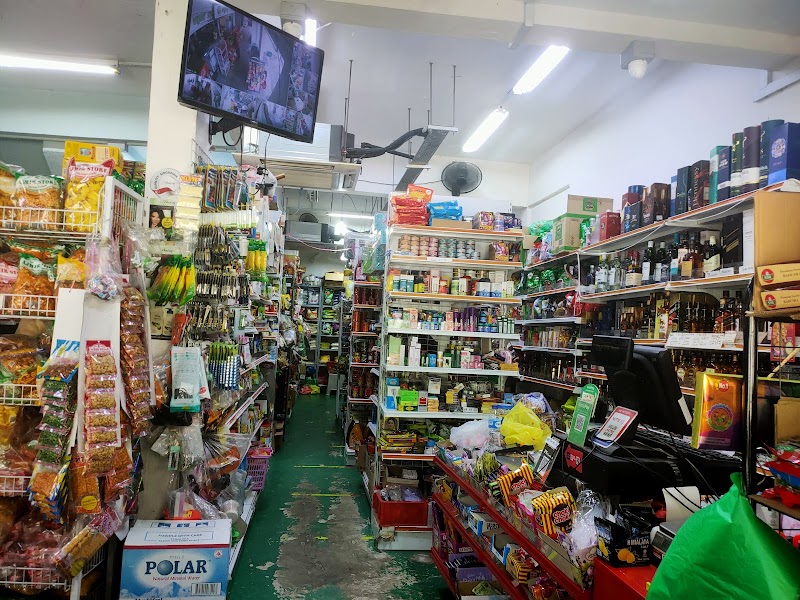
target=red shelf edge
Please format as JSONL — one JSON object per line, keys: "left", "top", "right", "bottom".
{"left": 432, "top": 493, "right": 528, "bottom": 600}
{"left": 429, "top": 549, "right": 457, "bottom": 596}
{"left": 435, "top": 456, "right": 593, "bottom": 600}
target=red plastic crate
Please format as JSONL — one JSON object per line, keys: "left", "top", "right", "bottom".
{"left": 373, "top": 491, "right": 429, "bottom": 527}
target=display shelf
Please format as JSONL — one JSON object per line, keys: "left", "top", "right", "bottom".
{"left": 389, "top": 254, "right": 523, "bottom": 271}
{"left": 229, "top": 490, "right": 259, "bottom": 577}
{"left": 577, "top": 370, "right": 606, "bottom": 380}
{"left": 351, "top": 362, "right": 380, "bottom": 368}
{"left": 434, "top": 458, "right": 592, "bottom": 600}
{"left": 0, "top": 295, "right": 57, "bottom": 320}
{"left": 242, "top": 354, "right": 274, "bottom": 373}
{"left": 386, "top": 327, "right": 520, "bottom": 340}
{"left": 0, "top": 384, "right": 40, "bottom": 406}
{"left": 666, "top": 272, "right": 752, "bottom": 291}
{"left": 429, "top": 549, "right": 457, "bottom": 597}
{"left": 579, "top": 282, "right": 667, "bottom": 303}
{"left": 381, "top": 453, "right": 435, "bottom": 461}
{"left": 512, "top": 344, "right": 583, "bottom": 355}
{"left": 431, "top": 493, "right": 528, "bottom": 600}
{"left": 749, "top": 494, "right": 800, "bottom": 520}
{"left": 576, "top": 338, "right": 664, "bottom": 346}
{"left": 384, "top": 365, "right": 520, "bottom": 377}
{"left": 348, "top": 397, "right": 374, "bottom": 404}
{"left": 380, "top": 406, "right": 494, "bottom": 420}
{"left": 518, "top": 286, "right": 577, "bottom": 300}
{"left": 388, "top": 291, "right": 520, "bottom": 305}
{"left": 515, "top": 316, "right": 581, "bottom": 325}
{"left": 354, "top": 281, "right": 383, "bottom": 288}
{"left": 361, "top": 470, "right": 372, "bottom": 500}
{"left": 367, "top": 422, "right": 377, "bottom": 436}
{"left": 519, "top": 375, "right": 580, "bottom": 391}
{"left": 371, "top": 513, "right": 432, "bottom": 551}
{"left": 353, "top": 304, "right": 381, "bottom": 309}
{"left": 352, "top": 332, "right": 379, "bottom": 337}
{"left": 0, "top": 474, "right": 30, "bottom": 497}
{"left": 514, "top": 251, "right": 579, "bottom": 274}
{"left": 370, "top": 367, "right": 381, "bottom": 377}
{"left": 390, "top": 224, "right": 523, "bottom": 241}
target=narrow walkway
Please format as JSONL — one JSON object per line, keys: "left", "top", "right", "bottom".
{"left": 229, "top": 394, "right": 450, "bottom": 600}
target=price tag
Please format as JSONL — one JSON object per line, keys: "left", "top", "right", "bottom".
{"left": 738, "top": 265, "right": 755, "bottom": 275}
{"left": 714, "top": 267, "right": 736, "bottom": 278}
{"left": 426, "top": 257, "right": 452, "bottom": 262}
{"left": 666, "top": 332, "right": 726, "bottom": 350}
{"left": 593, "top": 407, "right": 638, "bottom": 447}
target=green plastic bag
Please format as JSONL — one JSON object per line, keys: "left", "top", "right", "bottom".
{"left": 648, "top": 473, "right": 800, "bottom": 600}
{"left": 499, "top": 403, "right": 551, "bottom": 451}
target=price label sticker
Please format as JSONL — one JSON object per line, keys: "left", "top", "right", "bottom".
{"left": 426, "top": 257, "right": 452, "bottom": 262}
{"left": 593, "top": 406, "right": 638, "bottom": 447}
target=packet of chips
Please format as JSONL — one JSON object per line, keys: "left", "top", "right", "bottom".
{"left": 497, "top": 463, "right": 536, "bottom": 507}
{"left": 691, "top": 372, "right": 742, "bottom": 451}
{"left": 64, "top": 157, "right": 115, "bottom": 233}
{"left": 529, "top": 487, "right": 576, "bottom": 539}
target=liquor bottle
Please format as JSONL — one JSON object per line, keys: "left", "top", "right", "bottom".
{"left": 679, "top": 235, "right": 694, "bottom": 280}
{"left": 609, "top": 253, "right": 621, "bottom": 291}
{"left": 714, "top": 291, "right": 728, "bottom": 333}
{"left": 654, "top": 241, "right": 668, "bottom": 283}
{"left": 685, "top": 355, "right": 698, "bottom": 389}
{"left": 586, "top": 264, "right": 596, "bottom": 294}
{"left": 729, "top": 353, "right": 743, "bottom": 375}
{"left": 675, "top": 351, "right": 687, "bottom": 386}
{"left": 669, "top": 234, "right": 681, "bottom": 281}
{"left": 706, "top": 353, "right": 718, "bottom": 374}
{"left": 641, "top": 241, "right": 655, "bottom": 285}
{"left": 626, "top": 251, "right": 643, "bottom": 288}
{"left": 595, "top": 254, "right": 608, "bottom": 293}
{"left": 734, "top": 291, "right": 744, "bottom": 331}
{"left": 703, "top": 235, "right": 721, "bottom": 275}
{"left": 691, "top": 235, "right": 705, "bottom": 279}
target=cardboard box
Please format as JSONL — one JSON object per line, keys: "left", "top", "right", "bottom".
{"left": 565, "top": 195, "right": 613, "bottom": 216}
{"left": 594, "top": 514, "right": 652, "bottom": 567}
{"left": 768, "top": 122, "right": 800, "bottom": 184}
{"left": 325, "top": 271, "right": 344, "bottom": 282}
{"left": 431, "top": 218, "right": 471, "bottom": 229}
{"left": 691, "top": 160, "right": 710, "bottom": 210}
{"left": 754, "top": 191, "right": 800, "bottom": 267}
{"left": 552, "top": 215, "right": 585, "bottom": 253}
{"left": 121, "top": 520, "right": 231, "bottom": 600}
{"left": 457, "top": 581, "right": 511, "bottom": 599}
{"left": 621, "top": 192, "right": 639, "bottom": 210}
{"left": 775, "top": 398, "right": 800, "bottom": 442}
{"left": 760, "top": 288, "right": 800, "bottom": 311}
{"left": 717, "top": 146, "right": 732, "bottom": 202}
{"left": 356, "top": 444, "right": 368, "bottom": 472}
{"left": 490, "top": 534, "right": 516, "bottom": 565}
{"left": 622, "top": 202, "right": 642, "bottom": 233}
{"left": 761, "top": 120, "right": 785, "bottom": 188}
{"left": 522, "top": 234, "right": 538, "bottom": 250}
{"left": 758, "top": 263, "right": 800, "bottom": 287}
{"left": 650, "top": 183, "right": 671, "bottom": 221}
{"left": 467, "top": 511, "right": 500, "bottom": 537}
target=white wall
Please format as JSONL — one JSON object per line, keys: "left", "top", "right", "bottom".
{"left": 527, "top": 62, "right": 800, "bottom": 222}
{"left": 300, "top": 249, "right": 346, "bottom": 277}
{"left": 356, "top": 153, "right": 530, "bottom": 209}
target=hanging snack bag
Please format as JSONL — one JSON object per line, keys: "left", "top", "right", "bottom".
{"left": 9, "top": 254, "right": 56, "bottom": 316}
{"left": 497, "top": 463, "right": 536, "bottom": 507}
{"left": 13, "top": 175, "right": 62, "bottom": 231}
{"left": 64, "top": 157, "right": 115, "bottom": 233}
{"left": 529, "top": 487, "right": 576, "bottom": 539}
{"left": 692, "top": 372, "right": 743, "bottom": 451}
{"left": 0, "top": 161, "right": 24, "bottom": 226}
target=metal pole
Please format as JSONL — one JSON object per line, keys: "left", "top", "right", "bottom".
{"left": 429, "top": 62, "right": 433, "bottom": 125}
{"left": 744, "top": 313, "right": 757, "bottom": 494}
{"left": 344, "top": 59, "right": 353, "bottom": 153}
{"left": 452, "top": 64, "right": 456, "bottom": 127}
{"left": 407, "top": 107, "right": 412, "bottom": 157}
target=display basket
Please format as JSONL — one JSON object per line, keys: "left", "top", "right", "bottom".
{"left": 246, "top": 448, "right": 271, "bottom": 492}
{"left": 372, "top": 490, "right": 429, "bottom": 527}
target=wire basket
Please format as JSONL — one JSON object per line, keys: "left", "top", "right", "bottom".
{"left": 246, "top": 452, "right": 270, "bottom": 492}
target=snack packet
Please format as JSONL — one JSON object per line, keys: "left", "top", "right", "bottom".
{"left": 64, "top": 157, "right": 115, "bottom": 233}
{"left": 14, "top": 175, "right": 62, "bottom": 230}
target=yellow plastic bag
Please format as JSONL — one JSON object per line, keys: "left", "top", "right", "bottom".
{"left": 500, "top": 403, "right": 551, "bottom": 450}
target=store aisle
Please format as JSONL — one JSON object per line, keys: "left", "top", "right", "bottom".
{"left": 228, "top": 395, "right": 450, "bottom": 600}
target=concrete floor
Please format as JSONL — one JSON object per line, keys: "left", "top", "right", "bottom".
{"left": 228, "top": 394, "right": 451, "bottom": 600}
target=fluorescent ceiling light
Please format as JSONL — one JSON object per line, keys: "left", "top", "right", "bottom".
{"left": 462, "top": 108, "right": 509, "bottom": 153}
{"left": 334, "top": 221, "right": 348, "bottom": 236}
{"left": 304, "top": 19, "right": 317, "bottom": 46}
{"left": 512, "top": 45, "right": 570, "bottom": 95}
{"left": 328, "top": 212, "right": 373, "bottom": 220}
{"left": 0, "top": 54, "right": 118, "bottom": 75}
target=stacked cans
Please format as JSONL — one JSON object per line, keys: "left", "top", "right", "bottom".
{"left": 397, "top": 235, "right": 479, "bottom": 259}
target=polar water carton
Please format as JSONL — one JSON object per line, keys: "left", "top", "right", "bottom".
{"left": 120, "top": 519, "right": 231, "bottom": 600}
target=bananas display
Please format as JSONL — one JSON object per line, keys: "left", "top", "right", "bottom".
{"left": 147, "top": 255, "right": 196, "bottom": 305}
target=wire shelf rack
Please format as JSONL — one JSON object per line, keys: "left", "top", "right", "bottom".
{"left": 0, "top": 474, "right": 30, "bottom": 497}
{"left": 0, "top": 542, "right": 106, "bottom": 593}
{"left": 0, "top": 294, "right": 57, "bottom": 319}
{"left": 0, "top": 384, "right": 39, "bottom": 405}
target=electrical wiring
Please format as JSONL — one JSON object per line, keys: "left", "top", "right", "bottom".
{"left": 285, "top": 234, "right": 344, "bottom": 252}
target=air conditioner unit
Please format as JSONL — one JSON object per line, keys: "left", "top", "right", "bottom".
{"left": 285, "top": 221, "right": 331, "bottom": 242}
{"left": 238, "top": 123, "right": 360, "bottom": 191}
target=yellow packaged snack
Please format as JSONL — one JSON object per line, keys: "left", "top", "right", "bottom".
{"left": 64, "top": 158, "right": 115, "bottom": 233}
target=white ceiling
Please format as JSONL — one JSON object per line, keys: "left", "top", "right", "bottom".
{"left": 0, "top": 0, "right": 797, "bottom": 165}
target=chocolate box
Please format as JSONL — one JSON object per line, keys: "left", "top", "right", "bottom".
{"left": 769, "top": 122, "right": 800, "bottom": 185}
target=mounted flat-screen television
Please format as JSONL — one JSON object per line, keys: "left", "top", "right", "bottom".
{"left": 179, "top": 0, "right": 324, "bottom": 143}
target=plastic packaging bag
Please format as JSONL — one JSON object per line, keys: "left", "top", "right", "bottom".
{"left": 500, "top": 402, "right": 552, "bottom": 450}
{"left": 450, "top": 419, "right": 490, "bottom": 449}
{"left": 648, "top": 474, "right": 800, "bottom": 600}
{"left": 85, "top": 235, "right": 123, "bottom": 300}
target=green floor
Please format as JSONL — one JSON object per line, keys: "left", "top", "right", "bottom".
{"left": 228, "top": 394, "right": 451, "bottom": 600}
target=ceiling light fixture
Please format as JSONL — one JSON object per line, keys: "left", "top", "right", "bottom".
{"left": 327, "top": 212, "right": 373, "bottom": 220}
{"left": 462, "top": 107, "right": 509, "bottom": 153}
{"left": 512, "top": 45, "right": 569, "bottom": 95}
{"left": 304, "top": 18, "right": 317, "bottom": 47}
{"left": 0, "top": 54, "right": 118, "bottom": 75}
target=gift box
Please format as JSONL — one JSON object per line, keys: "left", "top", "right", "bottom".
{"left": 769, "top": 122, "right": 800, "bottom": 185}
{"left": 622, "top": 202, "right": 642, "bottom": 233}
{"left": 594, "top": 513, "right": 652, "bottom": 567}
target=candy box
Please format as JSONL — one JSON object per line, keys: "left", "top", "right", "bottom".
{"left": 468, "top": 512, "right": 500, "bottom": 537}
{"left": 121, "top": 520, "right": 231, "bottom": 600}
{"left": 691, "top": 372, "right": 742, "bottom": 451}
{"left": 472, "top": 211, "right": 496, "bottom": 231}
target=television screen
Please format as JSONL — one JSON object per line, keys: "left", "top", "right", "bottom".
{"left": 179, "top": 0, "right": 324, "bottom": 143}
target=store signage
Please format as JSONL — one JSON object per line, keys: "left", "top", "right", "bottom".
{"left": 666, "top": 331, "right": 739, "bottom": 350}
{"left": 150, "top": 168, "right": 181, "bottom": 198}
{"left": 593, "top": 407, "right": 638, "bottom": 448}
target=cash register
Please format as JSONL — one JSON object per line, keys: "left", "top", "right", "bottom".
{"left": 553, "top": 336, "right": 741, "bottom": 499}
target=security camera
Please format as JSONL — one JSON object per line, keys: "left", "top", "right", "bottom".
{"left": 627, "top": 59, "right": 648, "bottom": 80}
